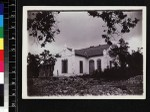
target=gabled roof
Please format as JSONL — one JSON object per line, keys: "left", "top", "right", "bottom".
{"left": 75, "top": 44, "right": 110, "bottom": 58}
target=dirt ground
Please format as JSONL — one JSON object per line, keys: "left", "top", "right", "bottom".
{"left": 28, "top": 75, "right": 143, "bottom": 96}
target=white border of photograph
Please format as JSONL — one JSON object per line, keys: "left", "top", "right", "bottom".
{"left": 22, "top": 6, "right": 146, "bottom": 99}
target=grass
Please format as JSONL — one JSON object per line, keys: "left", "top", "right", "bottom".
{"left": 27, "top": 75, "right": 143, "bottom": 96}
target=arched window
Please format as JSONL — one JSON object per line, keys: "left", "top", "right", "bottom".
{"left": 89, "top": 60, "right": 95, "bottom": 74}
{"left": 97, "top": 59, "right": 101, "bottom": 71}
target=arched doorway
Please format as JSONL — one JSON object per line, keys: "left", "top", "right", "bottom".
{"left": 89, "top": 60, "right": 95, "bottom": 74}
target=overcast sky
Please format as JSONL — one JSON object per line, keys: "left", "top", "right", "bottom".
{"left": 28, "top": 11, "right": 142, "bottom": 54}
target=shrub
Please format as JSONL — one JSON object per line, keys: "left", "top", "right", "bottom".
{"left": 126, "top": 49, "right": 143, "bottom": 76}
{"left": 92, "top": 67, "right": 134, "bottom": 81}
{"left": 27, "top": 53, "right": 40, "bottom": 78}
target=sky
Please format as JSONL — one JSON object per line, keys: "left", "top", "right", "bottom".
{"left": 28, "top": 10, "right": 143, "bottom": 54}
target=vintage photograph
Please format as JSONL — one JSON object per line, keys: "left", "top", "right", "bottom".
{"left": 22, "top": 6, "right": 146, "bottom": 99}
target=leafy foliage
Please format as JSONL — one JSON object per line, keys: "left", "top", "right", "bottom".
{"left": 108, "top": 38, "right": 129, "bottom": 68}
{"left": 39, "top": 50, "right": 56, "bottom": 66}
{"left": 27, "top": 53, "right": 40, "bottom": 78}
{"left": 88, "top": 10, "right": 141, "bottom": 72}
{"left": 126, "top": 48, "right": 143, "bottom": 75}
{"left": 88, "top": 10, "right": 139, "bottom": 44}
{"left": 94, "top": 47, "right": 143, "bottom": 80}
{"left": 27, "top": 50, "right": 59, "bottom": 77}
{"left": 27, "top": 11, "right": 60, "bottom": 47}
{"left": 38, "top": 50, "right": 56, "bottom": 77}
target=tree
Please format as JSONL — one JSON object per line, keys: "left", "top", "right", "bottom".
{"left": 126, "top": 47, "right": 143, "bottom": 75}
{"left": 27, "top": 50, "right": 58, "bottom": 77}
{"left": 40, "top": 50, "right": 56, "bottom": 65}
{"left": 108, "top": 38, "right": 129, "bottom": 68}
{"left": 39, "top": 50, "right": 56, "bottom": 77}
{"left": 88, "top": 10, "right": 140, "bottom": 70}
{"left": 88, "top": 11, "right": 139, "bottom": 45}
{"left": 27, "top": 11, "right": 60, "bottom": 47}
{"left": 27, "top": 53, "right": 40, "bottom": 77}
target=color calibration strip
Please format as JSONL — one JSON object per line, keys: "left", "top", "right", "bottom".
{"left": 0, "top": 4, "right": 4, "bottom": 107}
{"left": 0, "top": 4, "right": 4, "bottom": 85}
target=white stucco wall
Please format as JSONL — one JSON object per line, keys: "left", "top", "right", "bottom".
{"left": 54, "top": 56, "right": 88, "bottom": 76}
{"left": 73, "top": 56, "right": 88, "bottom": 75}
{"left": 53, "top": 47, "right": 112, "bottom": 77}
{"left": 53, "top": 48, "right": 75, "bottom": 77}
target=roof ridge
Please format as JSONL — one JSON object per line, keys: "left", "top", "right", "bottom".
{"left": 75, "top": 44, "right": 109, "bottom": 51}
{"left": 74, "top": 44, "right": 109, "bottom": 58}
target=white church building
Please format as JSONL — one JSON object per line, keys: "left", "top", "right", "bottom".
{"left": 53, "top": 44, "right": 113, "bottom": 77}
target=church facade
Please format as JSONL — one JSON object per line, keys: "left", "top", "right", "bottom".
{"left": 53, "top": 44, "right": 112, "bottom": 77}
